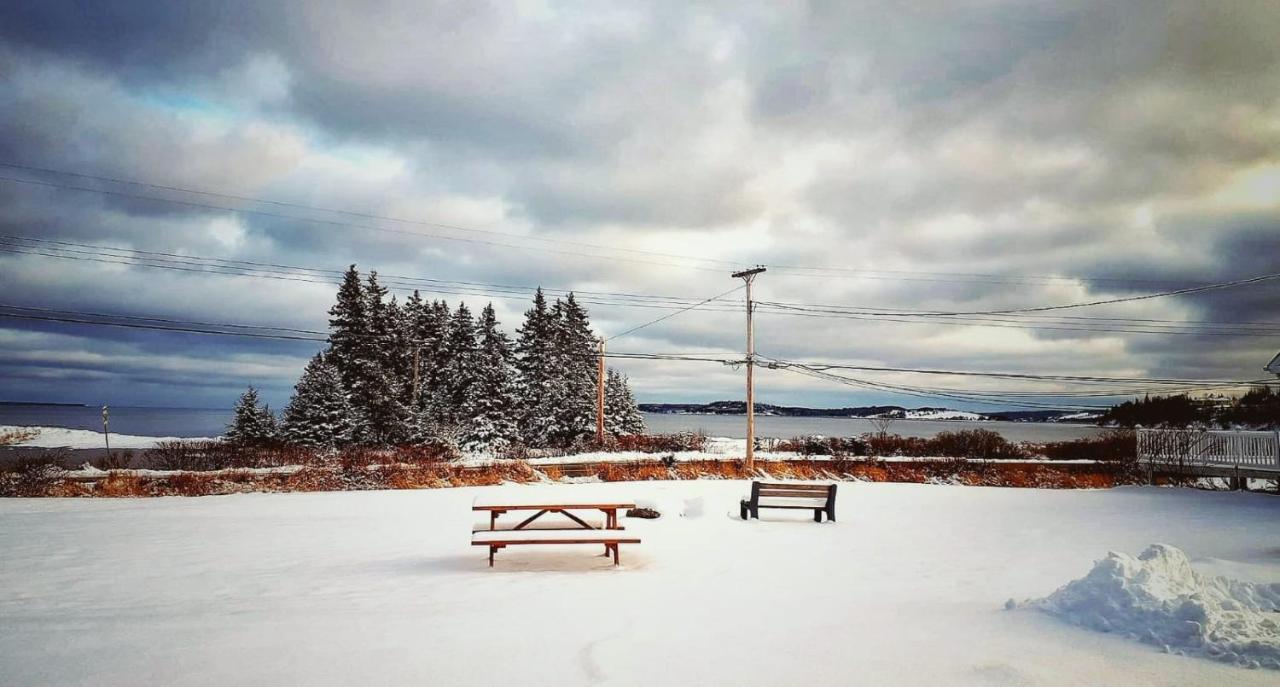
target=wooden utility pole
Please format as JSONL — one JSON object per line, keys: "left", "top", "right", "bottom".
{"left": 101, "top": 405, "right": 110, "bottom": 457}
{"left": 596, "top": 337, "right": 607, "bottom": 444}
{"left": 732, "top": 266, "right": 766, "bottom": 471}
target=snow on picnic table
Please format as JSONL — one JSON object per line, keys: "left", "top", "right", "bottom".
{"left": 2, "top": 482, "right": 1278, "bottom": 686}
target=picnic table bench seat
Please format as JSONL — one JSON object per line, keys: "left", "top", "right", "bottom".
{"left": 740, "top": 481, "right": 837, "bottom": 522}
{"left": 471, "top": 501, "right": 640, "bottom": 566}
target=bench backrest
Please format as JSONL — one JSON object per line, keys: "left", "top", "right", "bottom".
{"left": 750, "top": 481, "right": 836, "bottom": 502}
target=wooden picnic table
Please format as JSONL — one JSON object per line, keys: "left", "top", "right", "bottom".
{"left": 471, "top": 501, "right": 640, "bottom": 566}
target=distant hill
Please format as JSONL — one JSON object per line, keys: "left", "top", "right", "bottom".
{"left": 638, "top": 401, "right": 1101, "bottom": 423}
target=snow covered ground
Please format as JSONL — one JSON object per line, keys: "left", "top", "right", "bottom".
{"left": 0, "top": 424, "right": 212, "bottom": 449}
{"left": 2, "top": 481, "right": 1277, "bottom": 685}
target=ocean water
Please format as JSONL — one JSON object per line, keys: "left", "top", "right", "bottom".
{"left": 2, "top": 405, "right": 1104, "bottom": 442}
{"left": 641, "top": 412, "right": 1104, "bottom": 442}
{"left": 0, "top": 405, "right": 231, "bottom": 438}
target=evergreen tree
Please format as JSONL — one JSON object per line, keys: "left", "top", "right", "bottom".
{"left": 281, "top": 353, "right": 355, "bottom": 449}
{"left": 515, "top": 288, "right": 557, "bottom": 445}
{"left": 547, "top": 293, "right": 598, "bottom": 445}
{"left": 604, "top": 368, "right": 646, "bottom": 435}
{"left": 327, "top": 265, "right": 368, "bottom": 394}
{"left": 438, "top": 303, "right": 479, "bottom": 431}
{"left": 459, "top": 303, "right": 520, "bottom": 451}
{"left": 225, "top": 386, "right": 277, "bottom": 446}
{"left": 355, "top": 271, "right": 411, "bottom": 444}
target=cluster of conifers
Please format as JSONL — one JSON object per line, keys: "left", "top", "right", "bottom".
{"left": 225, "top": 266, "right": 644, "bottom": 450}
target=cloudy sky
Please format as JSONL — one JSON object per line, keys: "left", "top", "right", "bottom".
{"left": 1, "top": 1, "right": 1278, "bottom": 411}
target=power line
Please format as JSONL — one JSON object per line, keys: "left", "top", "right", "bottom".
{"left": 0, "top": 234, "right": 726, "bottom": 306}
{"left": 0, "top": 161, "right": 1247, "bottom": 290}
{"left": 607, "top": 285, "right": 744, "bottom": 341}
{"left": 754, "top": 299, "right": 1280, "bottom": 328}
{"left": 757, "top": 356, "right": 1274, "bottom": 386}
{"left": 763, "top": 270, "right": 1280, "bottom": 318}
{"left": 755, "top": 302, "right": 1280, "bottom": 337}
{"left": 0, "top": 161, "right": 751, "bottom": 269}
{"left": 8, "top": 239, "right": 1276, "bottom": 338}
{"left": 0, "top": 304, "right": 743, "bottom": 365}
{"left": 774, "top": 364, "right": 1109, "bottom": 411}
{"left": 7, "top": 238, "right": 1277, "bottom": 340}
{"left": 0, "top": 174, "right": 731, "bottom": 273}
{"left": 0, "top": 241, "right": 747, "bottom": 313}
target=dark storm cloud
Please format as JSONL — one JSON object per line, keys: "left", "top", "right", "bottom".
{"left": 1, "top": 1, "right": 1279, "bottom": 409}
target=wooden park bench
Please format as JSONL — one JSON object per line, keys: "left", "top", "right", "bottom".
{"left": 740, "top": 481, "right": 837, "bottom": 522}
{"left": 471, "top": 501, "right": 641, "bottom": 567}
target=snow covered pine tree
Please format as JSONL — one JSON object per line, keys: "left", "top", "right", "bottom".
{"left": 225, "top": 386, "right": 278, "bottom": 446}
{"left": 281, "top": 353, "right": 355, "bottom": 449}
{"left": 515, "top": 288, "right": 557, "bottom": 446}
{"left": 605, "top": 368, "right": 646, "bottom": 435}
{"left": 546, "top": 293, "right": 599, "bottom": 446}
{"left": 458, "top": 304, "right": 520, "bottom": 451}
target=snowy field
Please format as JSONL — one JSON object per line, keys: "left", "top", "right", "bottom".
{"left": 2, "top": 481, "right": 1278, "bottom": 686}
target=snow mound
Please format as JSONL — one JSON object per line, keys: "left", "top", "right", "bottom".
{"left": 1030, "top": 544, "right": 1280, "bottom": 670}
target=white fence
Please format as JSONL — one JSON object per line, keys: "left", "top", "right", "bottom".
{"left": 1137, "top": 429, "right": 1280, "bottom": 469}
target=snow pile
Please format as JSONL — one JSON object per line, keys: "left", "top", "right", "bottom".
{"left": 1029, "top": 544, "right": 1280, "bottom": 669}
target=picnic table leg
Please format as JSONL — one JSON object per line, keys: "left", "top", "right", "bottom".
{"left": 489, "top": 545, "right": 495, "bottom": 567}
{"left": 490, "top": 511, "right": 498, "bottom": 531}
{"left": 611, "top": 543, "right": 619, "bottom": 566}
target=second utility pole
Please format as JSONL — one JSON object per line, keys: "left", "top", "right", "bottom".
{"left": 732, "top": 266, "right": 766, "bottom": 472}
{"left": 596, "top": 337, "right": 607, "bottom": 444}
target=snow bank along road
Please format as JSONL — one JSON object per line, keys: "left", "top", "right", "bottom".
{"left": 2, "top": 482, "right": 1278, "bottom": 686}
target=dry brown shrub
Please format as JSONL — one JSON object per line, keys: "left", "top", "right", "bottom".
{"left": 160, "top": 473, "right": 221, "bottom": 497}
{"left": 0, "top": 457, "right": 68, "bottom": 496}
{"left": 599, "top": 462, "right": 669, "bottom": 482}
{"left": 95, "top": 474, "right": 147, "bottom": 497}
{"left": 928, "top": 429, "right": 1026, "bottom": 459}
{"left": 539, "top": 465, "right": 564, "bottom": 480}
{"left": 672, "top": 459, "right": 747, "bottom": 480}
{"left": 283, "top": 466, "right": 344, "bottom": 492}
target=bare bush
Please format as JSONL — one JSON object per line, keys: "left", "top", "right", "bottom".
{"left": 928, "top": 429, "right": 1026, "bottom": 460}
{"left": 1039, "top": 430, "right": 1137, "bottom": 463}
{"left": 0, "top": 455, "right": 68, "bottom": 497}
{"left": 612, "top": 432, "right": 708, "bottom": 453}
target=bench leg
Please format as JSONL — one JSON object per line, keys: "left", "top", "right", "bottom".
{"left": 826, "top": 504, "right": 836, "bottom": 523}
{"left": 740, "top": 501, "right": 748, "bottom": 520}
{"left": 611, "top": 543, "right": 620, "bottom": 566}
{"left": 814, "top": 509, "right": 823, "bottom": 522}
{"left": 488, "top": 545, "right": 495, "bottom": 567}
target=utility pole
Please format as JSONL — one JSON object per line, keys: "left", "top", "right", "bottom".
{"left": 732, "top": 266, "right": 766, "bottom": 472}
{"left": 101, "top": 405, "right": 110, "bottom": 457}
{"left": 596, "top": 337, "right": 607, "bottom": 444}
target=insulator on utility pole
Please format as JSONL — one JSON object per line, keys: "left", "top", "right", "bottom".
{"left": 731, "top": 266, "right": 766, "bottom": 472}
{"left": 596, "top": 337, "right": 607, "bottom": 444}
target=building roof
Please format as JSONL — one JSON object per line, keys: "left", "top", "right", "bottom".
{"left": 1267, "top": 351, "right": 1280, "bottom": 375}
